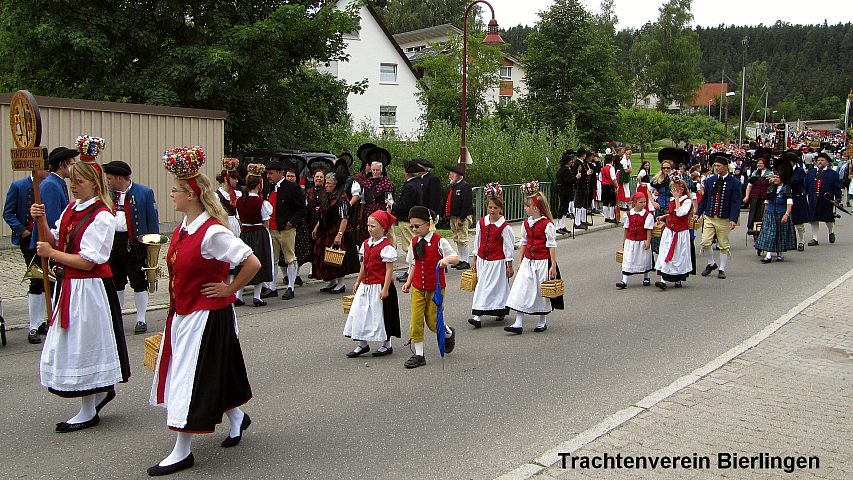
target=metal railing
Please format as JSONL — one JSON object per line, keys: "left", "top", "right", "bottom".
{"left": 472, "top": 182, "right": 553, "bottom": 223}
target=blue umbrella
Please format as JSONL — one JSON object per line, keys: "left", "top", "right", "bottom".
{"left": 432, "top": 264, "right": 446, "bottom": 365}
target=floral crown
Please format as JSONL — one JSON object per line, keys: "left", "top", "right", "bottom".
{"left": 246, "top": 163, "right": 266, "bottom": 177}
{"left": 484, "top": 182, "right": 503, "bottom": 198}
{"left": 732, "top": 149, "right": 746, "bottom": 159}
{"left": 163, "top": 146, "right": 205, "bottom": 179}
{"left": 520, "top": 180, "right": 540, "bottom": 196}
{"left": 76, "top": 135, "right": 106, "bottom": 160}
{"left": 222, "top": 157, "right": 239, "bottom": 171}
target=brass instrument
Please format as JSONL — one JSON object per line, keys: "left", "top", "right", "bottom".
{"left": 22, "top": 257, "right": 57, "bottom": 283}
{"left": 137, "top": 234, "right": 169, "bottom": 293}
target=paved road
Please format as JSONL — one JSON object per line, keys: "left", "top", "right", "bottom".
{"left": 1, "top": 218, "right": 851, "bottom": 479}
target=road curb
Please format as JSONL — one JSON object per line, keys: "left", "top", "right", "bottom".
{"left": 494, "top": 264, "right": 853, "bottom": 480}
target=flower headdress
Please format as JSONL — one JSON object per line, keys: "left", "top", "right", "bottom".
{"left": 246, "top": 163, "right": 266, "bottom": 177}
{"left": 520, "top": 180, "right": 539, "bottom": 196}
{"left": 484, "top": 182, "right": 503, "bottom": 199}
{"left": 222, "top": 157, "right": 239, "bottom": 171}
{"left": 76, "top": 135, "right": 106, "bottom": 175}
{"left": 163, "top": 146, "right": 206, "bottom": 195}
{"left": 221, "top": 157, "right": 240, "bottom": 207}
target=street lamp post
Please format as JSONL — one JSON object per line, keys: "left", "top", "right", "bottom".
{"left": 724, "top": 91, "right": 736, "bottom": 142}
{"left": 738, "top": 36, "right": 748, "bottom": 147}
{"left": 459, "top": 0, "right": 504, "bottom": 174}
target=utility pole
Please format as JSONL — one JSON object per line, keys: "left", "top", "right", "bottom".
{"left": 719, "top": 68, "right": 724, "bottom": 122}
{"left": 738, "top": 36, "right": 748, "bottom": 146}
{"left": 763, "top": 86, "right": 769, "bottom": 124}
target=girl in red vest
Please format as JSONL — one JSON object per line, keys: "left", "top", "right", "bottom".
{"left": 236, "top": 164, "right": 274, "bottom": 306}
{"left": 32, "top": 159, "right": 130, "bottom": 433}
{"left": 617, "top": 192, "right": 654, "bottom": 289}
{"left": 148, "top": 146, "right": 261, "bottom": 476}
{"left": 343, "top": 210, "right": 401, "bottom": 357}
{"left": 654, "top": 178, "right": 695, "bottom": 290}
{"left": 468, "top": 183, "right": 515, "bottom": 328}
{"left": 505, "top": 182, "right": 564, "bottom": 334}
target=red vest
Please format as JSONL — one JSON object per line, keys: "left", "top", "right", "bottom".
{"left": 363, "top": 238, "right": 392, "bottom": 285}
{"left": 237, "top": 195, "right": 264, "bottom": 232}
{"left": 167, "top": 217, "right": 233, "bottom": 315}
{"left": 665, "top": 199, "right": 691, "bottom": 232}
{"left": 57, "top": 201, "right": 112, "bottom": 279}
{"left": 601, "top": 164, "right": 615, "bottom": 186}
{"left": 267, "top": 189, "right": 278, "bottom": 230}
{"left": 523, "top": 218, "right": 551, "bottom": 260}
{"left": 477, "top": 218, "right": 509, "bottom": 261}
{"left": 411, "top": 234, "right": 446, "bottom": 290}
{"left": 626, "top": 210, "right": 650, "bottom": 241}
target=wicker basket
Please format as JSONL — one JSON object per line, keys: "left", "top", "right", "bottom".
{"left": 324, "top": 247, "right": 345, "bottom": 266}
{"left": 616, "top": 249, "right": 623, "bottom": 263}
{"left": 143, "top": 332, "right": 163, "bottom": 372}
{"left": 342, "top": 294, "right": 354, "bottom": 314}
{"left": 540, "top": 279, "right": 565, "bottom": 298}
{"left": 652, "top": 222, "right": 664, "bottom": 238}
{"left": 460, "top": 269, "right": 477, "bottom": 292}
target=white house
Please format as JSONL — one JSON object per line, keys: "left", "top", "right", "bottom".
{"left": 392, "top": 24, "right": 528, "bottom": 111}
{"left": 319, "top": 0, "right": 422, "bottom": 136}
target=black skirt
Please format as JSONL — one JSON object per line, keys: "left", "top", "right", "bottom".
{"left": 239, "top": 229, "right": 274, "bottom": 286}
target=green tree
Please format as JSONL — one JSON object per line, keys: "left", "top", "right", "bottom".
{"left": 629, "top": 0, "right": 703, "bottom": 107}
{"left": 522, "top": 0, "right": 627, "bottom": 145}
{"left": 0, "top": 0, "right": 361, "bottom": 150}
{"left": 413, "top": 31, "right": 504, "bottom": 128}
{"left": 617, "top": 107, "right": 672, "bottom": 159}
{"left": 668, "top": 113, "right": 724, "bottom": 146}
{"left": 373, "top": 0, "right": 479, "bottom": 34}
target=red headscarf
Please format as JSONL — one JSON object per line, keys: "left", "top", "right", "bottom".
{"left": 369, "top": 210, "right": 397, "bottom": 230}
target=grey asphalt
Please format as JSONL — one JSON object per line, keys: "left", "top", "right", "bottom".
{"left": 0, "top": 216, "right": 851, "bottom": 479}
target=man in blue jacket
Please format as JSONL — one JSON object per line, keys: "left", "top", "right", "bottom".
{"left": 104, "top": 160, "right": 159, "bottom": 334}
{"left": 805, "top": 152, "right": 842, "bottom": 245}
{"left": 3, "top": 170, "right": 49, "bottom": 343}
{"left": 695, "top": 154, "right": 742, "bottom": 279}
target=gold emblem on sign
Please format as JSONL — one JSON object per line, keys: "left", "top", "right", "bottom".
{"left": 9, "top": 90, "right": 42, "bottom": 149}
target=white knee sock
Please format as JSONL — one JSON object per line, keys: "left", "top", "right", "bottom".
{"left": 116, "top": 289, "right": 126, "bottom": 310}
{"left": 720, "top": 253, "right": 729, "bottom": 271}
{"left": 253, "top": 284, "right": 263, "bottom": 301}
{"left": 810, "top": 222, "right": 819, "bottom": 240}
{"left": 286, "top": 263, "right": 297, "bottom": 289}
{"left": 414, "top": 341, "right": 424, "bottom": 356}
{"left": 472, "top": 315, "right": 481, "bottom": 322}
{"left": 134, "top": 291, "right": 148, "bottom": 324}
{"left": 556, "top": 217, "right": 564, "bottom": 230}
{"left": 765, "top": 251, "right": 772, "bottom": 260}
{"left": 511, "top": 312, "right": 524, "bottom": 328}
{"left": 444, "top": 324, "right": 452, "bottom": 336}
{"left": 67, "top": 395, "right": 97, "bottom": 424}
{"left": 28, "top": 293, "right": 44, "bottom": 331}
{"left": 537, "top": 315, "right": 547, "bottom": 328}
{"left": 706, "top": 249, "right": 716, "bottom": 265}
{"left": 335, "top": 276, "right": 345, "bottom": 290}
{"left": 225, "top": 408, "right": 245, "bottom": 438}
{"left": 621, "top": 274, "right": 628, "bottom": 284}
{"left": 458, "top": 244, "right": 468, "bottom": 263}
{"left": 160, "top": 432, "right": 193, "bottom": 466}
{"left": 795, "top": 224, "right": 806, "bottom": 243}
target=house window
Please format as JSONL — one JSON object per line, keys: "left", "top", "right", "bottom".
{"left": 500, "top": 66, "right": 512, "bottom": 80}
{"left": 380, "top": 63, "right": 397, "bottom": 83}
{"left": 380, "top": 106, "right": 397, "bottom": 126}
{"left": 499, "top": 95, "right": 512, "bottom": 106}
{"left": 317, "top": 60, "right": 338, "bottom": 77}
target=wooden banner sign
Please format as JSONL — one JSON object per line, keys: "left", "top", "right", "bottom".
{"left": 9, "top": 90, "right": 47, "bottom": 171}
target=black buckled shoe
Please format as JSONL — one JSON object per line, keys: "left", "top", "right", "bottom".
{"left": 444, "top": 327, "right": 456, "bottom": 353}
{"left": 28, "top": 329, "right": 41, "bottom": 344}
{"left": 700, "top": 263, "right": 718, "bottom": 276}
{"left": 233, "top": 298, "right": 245, "bottom": 307}
{"left": 295, "top": 276, "right": 304, "bottom": 286}
{"left": 797, "top": 243, "right": 805, "bottom": 251}
{"left": 281, "top": 287, "right": 295, "bottom": 300}
{"left": 760, "top": 258, "right": 772, "bottom": 264}
{"left": 371, "top": 346, "right": 393, "bottom": 357}
{"left": 221, "top": 413, "right": 251, "bottom": 448}
{"left": 147, "top": 453, "right": 194, "bottom": 476}
{"left": 674, "top": 281, "right": 683, "bottom": 288}
{"left": 829, "top": 233, "right": 836, "bottom": 244}
{"left": 37, "top": 322, "right": 49, "bottom": 335}
{"left": 807, "top": 239, "right": 819, "bottom": 246}
{"left": 643, "top": 278, "right": 651, "bottom": 286}
{"left": 55, "top": 415, "right": 100, "bottom": 433}
{"left": 134, "top": 321, "right": 148, "bottom": 334}
{"left": 346, "top": 346, "right": 370, "bottom": 358}
{"left": 616, "top": 281, "right": 627, "bottom": 289}
{"left": 655, "top": 281, "right": 667, "bottom": 290}
{"left": 260, "top": 288, "right": 278, "bottom": 299}
{"left": 467, "top": 317, "right": 482, "bottom": 328}
{"left": 253, "top": 299, "right": 267, "bottom": 307}
{"left": 717, "top": 270, "right": 727, "bottom": 279}
{"left": 503, "top": 326, "right": 523, "bottom": 335}
{"left": 404, "top": 355, "right": 426, "bottom": 369}
{"left": 95, "top": 390, "right": 116, "bottom": 414}
{"left": 533, "top": 324, "right": 547, "bottom": 332}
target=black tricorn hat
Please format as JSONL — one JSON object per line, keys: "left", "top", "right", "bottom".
{"left": 403, "top": 160, "right": 425, "bottom": 174}
{"left": 103, "top": 160, "right": 132, "bottom": 176}
{"left": 48, "top": 146, "right": 79, "bottom": 165}
{"left": 658, "top": 147, "right": 689, "bottom": 167}
{"left": 444, "top": 165, "right": 464, "bottom": 176}
{"left": 413, "top": 158, "right": 434, "bottom": 169}
{"left": 356, "top": 143, "right": 378, "bottom": 162}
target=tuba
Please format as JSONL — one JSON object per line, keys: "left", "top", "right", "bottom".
{"left": 137, "top": 234, "right": 169, "bottom": 293}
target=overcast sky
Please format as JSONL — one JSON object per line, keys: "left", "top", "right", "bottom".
{"left": 484, "top": 0, "right": 852, "bottom": 30}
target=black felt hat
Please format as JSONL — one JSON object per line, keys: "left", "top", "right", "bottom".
{"left": 103, "top": 160, "right": 132, "bottom": 176}
{"left": 711, "top": 153, "right": 731, "bottom": 166}
{"left": 444, "top": 165, "right": 464, "bottom": 176}
{"left": 367, "top": 147, "right": 392, "bottom": 166}
{"left": 403, "top": 160, "right": 425, "bottom": 174}
{"left": 408, "top": 205, "right": 433, "bottom": 222}
{"left": 414, "top": 158, "right": 434, "bottom": 169}
{"left": 753, "top": 147, "right": 773, "bottom": 160}
{"left": 47, "top": 147, "right": 79, "bottom": 166}
{"left": 356, "top": 143, "right": 378, "bottom": 162}
{"left": 266, "top": 159, "right": 286, "bottom": 171}
{"left": 658, "top": 147, "right": 689, "bottom": 167}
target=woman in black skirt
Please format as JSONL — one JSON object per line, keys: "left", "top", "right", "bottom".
{"left": 149, "top": 146, "right": 261, "bottom": 476}
{"left": 236, "top": 164, "right": 274, "bottom": 306}
{"left": 311, "top": 173, "right": 360, "bottom": 294}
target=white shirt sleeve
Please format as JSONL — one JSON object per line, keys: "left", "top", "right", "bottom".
{"left": 623, "top": 214, "right": 630, "bottom": 229}
{"left": 380, "top": 244, "right": 398, "bottom": 263}
{"left": 261, "top": 200, "right": 273, "bottom": 221}
{"left": 78, "top": 211, "right": 117, "bottom": 264}
{"left": 609, "top": 167, "right": 617, "bottom": 182}
{"left": 519, "top": 219, "right": 529, "bottom": 246}
{"left": 438, "top": 237, "right": 458, "bottom": 258}
{"left": 406, "top": 243, "right": 415, "bottom": 266}
{"left": 350, "top": 180, "right": 362, "bottom": 197}
{"left": 201, "top": 224, "right": 253, "bottom": 265}
{"left": 643, "top": 213, "right": 656, "bottom": 229}
{"left": 674, "top": 197, "right": 692, "bottom": 217}
{"left": 502, "top": 225, "right": 516, "bottom": 260}
{"left": 472, "top": 221, "right": 482, "bottom": 258}
{"left": 545, "top": 221, "right": 557, "bottom": 248}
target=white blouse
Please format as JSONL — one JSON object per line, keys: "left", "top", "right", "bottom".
{"left": 180, "top": 212, "right": 252, "bottom": 265}
{"left": 358, "top": 236, "right": 398, "bottom": 263}
{"left": 50, "top": 197, "right": 116, "bottom": 264}
{"left": 519, "top": 216, "right": 557, "bottom": 248}
{"left": 473, "top": 216, "right": 515, "bottom": 261}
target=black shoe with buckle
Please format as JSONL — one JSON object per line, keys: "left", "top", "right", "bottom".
{"left": 643, "top": 278, "right": 651, "bottom": 286}
{"left": 38, "top": 322, "right": 49, "bottom": 335}
{"left": 233, "top": 298, "right": 245, "bottom": 307}
{"left": 616, "top": 281, "right": 627, "bottom": 289}
{"left": 808, "top": 239, "right": 819, "bottom": 246}
{"left": 260, "top": 288, "right": 278, "bottom": 299}
{"left": 797, "top": 243, "right": 804, "bottom": 251}
{"left": 674, "top": 281, "right": 683, "bottom": 288}
{"left": 320, "top": 282, "right": 335, "bottom": 292}
{"left": 444, "top": 327, "right": 456, "bottom": 353}
{"left": 503, "top": 326, "right": 523, "bottom": 335}
{"left": 404, "top": 355, "right": 426, "bottom": 369}
{"left": 134, "top": 321, "right": 148, "bottom": 334}
{"left": 55, "top": 415, "right": 100, "bottom": 433}
{"left": 701, "top": 263, "right": 718, "bottom": 276}
{"left": 829, "top": 233, "right": 836, "bottom": 244}
{"left": 371, "top": 346, "right": 393, "bottom": 357}
{"left": 253, "top": 299, "right": 267, "bottom": 307}
{"left": 468, "top": 317, "right": 482, "bottom": 328}
{"left": 533, "top": 324, "right": 547, "bottom": 332}
{"left": 28, "top": 329, "right": 41, "bottom": 344}
{"left": 281, "top": 287, "right": 294, "bottom": 300}
{"left": 147, "top": 453, "right": 195, "bottom": 476}
{"left": 346, "top": 345, "right": 370, "bottom": 357}
{"left": 717, "top": 270, "right": 727, "bottom": 279}
{"left": 295, "top": 276, "right": 304, "bottom": 286}
{"left": 221, "top": 413, "right": 251, "bottom": 448}
{"left": 655, "top": 281, "right": 667, "bottom": 290}
{"left": 760, "top": 258, "right": 772, "bottom": 264}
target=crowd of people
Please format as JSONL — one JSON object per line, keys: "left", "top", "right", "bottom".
{"left": 1, "top": 133, "right": 848, "bottom": 476}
